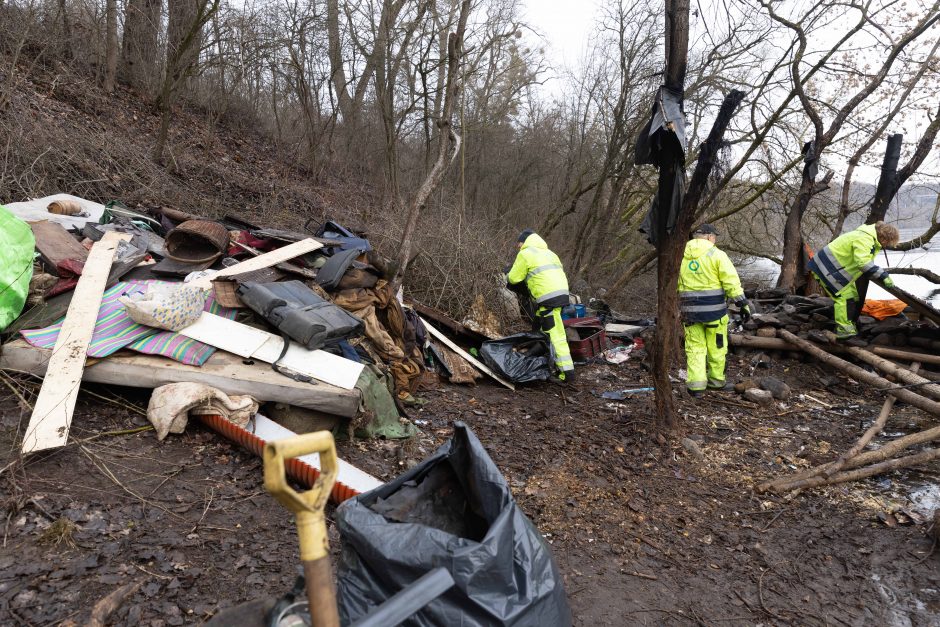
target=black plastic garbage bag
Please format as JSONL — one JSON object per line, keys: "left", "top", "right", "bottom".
{"left": 336, "top": 423, "right": 572, "bottom": 627}
{"left": 479, "top": 332, "right": 553, "bottom": 383}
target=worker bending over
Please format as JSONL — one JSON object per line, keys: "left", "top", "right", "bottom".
{"left": 506, "top": 229, "right": 575, "bottom": 382}
{"left": 808, "top": 221, "right": 899, "bottom": 340}
{"left": 678, "top": 224, "right": 750, "bottom": 398}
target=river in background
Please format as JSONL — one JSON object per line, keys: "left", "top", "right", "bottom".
{"left": 738, "top": 228, "right": 940, "bottom": 306}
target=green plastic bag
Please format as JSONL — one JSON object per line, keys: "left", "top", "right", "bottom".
{"left": 0, "top": 205, "right": 34, "bottom": 332}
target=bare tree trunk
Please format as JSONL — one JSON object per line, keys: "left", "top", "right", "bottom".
{"left": 651, "top": 89, "right": 745, "bottom": 433}
{"left": 152, "top": 0, "right": 219, "bottom": 164}
{"left": 57, "top": 0, "right": 72, "bottom": 60}
{"left": 103, "top": 0, "right": 118, "bottom": 92}
{"left": 647, "top": 0, "right": 691, "bottom": 433}
{"left": 120, "top": 0, "right": 163, "bottom": 95}
{"left": 393, "top": 0, "right": 471, "bottom": 286}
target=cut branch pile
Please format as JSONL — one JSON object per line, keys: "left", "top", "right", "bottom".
{"left": 728, "top": 319, "right": 940, "bottom": 493}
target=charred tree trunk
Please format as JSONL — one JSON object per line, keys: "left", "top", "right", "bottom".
{"left": 855, "top": 133, "right": 903, "bottom": 308}
{"left": 866, "top": 133, "right": 903, "bottom": 223}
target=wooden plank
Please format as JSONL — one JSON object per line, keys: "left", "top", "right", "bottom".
{"left": 28, "top": 220, "right": 89, "bottom": 274}
{"left": 178, "top": 312, "right": 363, "bottom": 390}
{"left": 190, "top": 238, "right": 323, "bottom": 290}
{"left": 0, "top": 339, "right": 360, "bottom": 417}
{"left": 873, "top": 277, "right": 940, "bottom": 326}
{"left": 418, "top": 315, "right": 515, "bottom": 390}
{"left": 406, "top": 299, "right": 488, "bottom": 344}
{"left": 20, "top": 232, "right": 131, "bottom": 453}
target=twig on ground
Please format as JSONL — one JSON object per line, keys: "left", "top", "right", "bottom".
{"left": 190, "top": 487, "right": 215, "bottom": 534}
{"left": 88, "top": 581, "right": 142, "bottom": 627}
{"left": 759, "top": 508, "right": 787, "bottom": 533}
{"left": 757, "top": 568, "right": 785, "bottom": 621}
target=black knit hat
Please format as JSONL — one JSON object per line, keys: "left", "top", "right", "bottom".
{"left": 517, "top": 228, "right": 535, "bottom": 243}
{"left": 693, "top": 223, "right": 719, "bottom": 236}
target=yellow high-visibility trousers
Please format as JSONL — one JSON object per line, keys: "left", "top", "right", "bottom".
{"left": 831, "top": 282, "right": 859, "bottom": 339}
{"left": 536, "top": 305, "right": 573, "bottom": 375}
{"left": 684, "top": 315, "right": 728, "bottom": 391}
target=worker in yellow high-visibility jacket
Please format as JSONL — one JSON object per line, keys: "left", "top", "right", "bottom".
{"left": 808, "top": 221, "right": 900, "bottom": 340}
{"left": 506, "top": 229, "right": 575, "bottom": 382}
{"left": 678, "top": 224, "right": 750, "bottom": 398}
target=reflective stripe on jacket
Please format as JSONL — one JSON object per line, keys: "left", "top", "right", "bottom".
{"left": 506, "top": 233, "right": 569, "bottom": 305}
{"left": 677, "top": 239, "right": 744, "bottom": 323}
{"left": 807, "top": 224, "right": 888, "bottom": 296}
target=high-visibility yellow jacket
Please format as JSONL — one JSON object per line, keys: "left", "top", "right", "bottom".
{"left": 506, "top": 233, "right": 569, "bottom": 307}
{"left": 677, "top": 239, "right": 744, "bottom": 322}
{"left": 808, "top": 224, "right": 889, "bottom": 296}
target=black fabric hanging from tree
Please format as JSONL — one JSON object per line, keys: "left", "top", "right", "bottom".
{"left": 637, "top": 86, "right": 687, "bottom": 245}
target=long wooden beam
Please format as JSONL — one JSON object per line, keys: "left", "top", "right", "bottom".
{"left": 777, "top": 330, "right": 940, "bottom": 416}
{"left": 418, "top": 315, "right": 515, "bottom": 390}
{"left": 1, "top": 340, "right": 360, "bottom": 418}
{"left": 873, "top": 277, "right": 940, "bottom": 326}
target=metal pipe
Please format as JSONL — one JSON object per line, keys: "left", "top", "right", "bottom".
{"left": 350, "top": 568, "right": 456, "bottom": 627}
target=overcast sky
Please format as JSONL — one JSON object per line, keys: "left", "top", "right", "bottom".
{"left": 520, "top": 0, "right": 600, "bottom": 93}
{"left": 518, "top": 0, "right": 940, "bottom": 187}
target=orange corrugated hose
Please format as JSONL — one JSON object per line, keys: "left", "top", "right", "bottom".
{"left": 197, "top": 414, "right": 359, "bottom": 503}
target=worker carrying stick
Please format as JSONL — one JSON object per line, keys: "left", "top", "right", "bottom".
{"left": 505, "top": 229, "right": 575, "bottom": 383}
{"left": 807, "top": 221, "right": 899, "bottom": 341}
{"left": 678, "top": 224, "right": 750, "bottom": 398}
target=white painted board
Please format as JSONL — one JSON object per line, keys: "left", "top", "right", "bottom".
{"left": 177, "top": 312, "right": 271, "bottom": 358}
{"left": 21, "top": 232, "right": 132, "bottom": 453}
{"left": 189, "top": 238, "right": 323, "bottom": 290}
{"left": 252, "top": 336, "right": 364, "bottom": 391}
{"left": 178, "top": 312, "right": 363, "bottom": 390}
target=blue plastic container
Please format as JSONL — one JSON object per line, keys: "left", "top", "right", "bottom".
{"left": 561, "top": 304, "right": 586, "bottom": 320}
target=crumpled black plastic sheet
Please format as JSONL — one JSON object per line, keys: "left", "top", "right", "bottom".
{"left": 479, "top": 332, "right": 553, "bottom": 384}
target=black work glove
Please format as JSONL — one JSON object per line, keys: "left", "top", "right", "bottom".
{"left": 739, "top": 300, "right": 752, "bottom": 322}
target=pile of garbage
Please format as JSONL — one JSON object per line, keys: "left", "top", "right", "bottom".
{"left": 0, "top": 195, "right": 453, "bottom": 453}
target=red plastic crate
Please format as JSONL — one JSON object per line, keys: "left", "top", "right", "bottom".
{"left": 566, "top": 324, "right": 606, "bottom": 360}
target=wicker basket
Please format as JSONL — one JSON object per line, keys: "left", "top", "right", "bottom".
{"left": 164, "top": 220, "right": 230, "bottom": 263}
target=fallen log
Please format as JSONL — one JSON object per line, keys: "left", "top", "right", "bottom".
{"left": 772, "top": 447, "right": 940, "bottom": 492}
{"left": 873, "top": 277, "right": 940, "bottom": 326}
{"left": 887, "top": 267, "right": 940, "bottom": 284}
{"left": 729, "top": 334, "right": 794, "bottom": 351}
{"left": 871, "top": 345, "right": 940, "bottom": 366}
{"left": 821, "top": 362, "right": 921, "bottom": 479}
{"left": 776, "top": 330, "right": 940, "bottom": 416}
{"left": 762, "top": 415, "right": 940, "bottom": 493}
{"left": 758, "top": 362, "right": 923, "bottom": 492}
{"left": 844, "top": 348, "right": 940, "bottom": 401}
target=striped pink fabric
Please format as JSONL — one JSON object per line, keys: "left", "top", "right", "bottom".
{"left": 21, "top": 280, "right": 237, "bottom": 365}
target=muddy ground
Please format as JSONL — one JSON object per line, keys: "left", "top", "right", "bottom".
{"left": 1, "top": 347, "right": 938, "bottom": 626}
